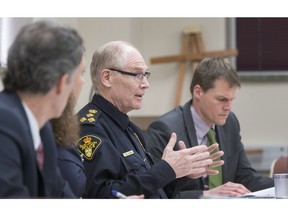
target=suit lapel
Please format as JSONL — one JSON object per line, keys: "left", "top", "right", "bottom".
{"left": 13, "top": 93, "right": 37, "bottom": 166}
{"left": 182, "top": 101, "right": 198, "bottom": 148}
{"left": 12, "top": 92, "right": 42, "bottom": 194}
{"left": 182, "top": 101, "right": 205, "bottom": 188}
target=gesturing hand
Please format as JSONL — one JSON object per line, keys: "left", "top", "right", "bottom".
{"left": 188, "top": 143, "right": 224, "bottom": 179}
{"left": 162, "top": 133, "right": 213, "bottom": 178}
{"left": 207, "top": 143, "right": 224, "bottom": 175}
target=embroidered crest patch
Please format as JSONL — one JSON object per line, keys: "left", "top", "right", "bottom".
{"left": 77, "top": 135, "right": 102, "bottom": 160}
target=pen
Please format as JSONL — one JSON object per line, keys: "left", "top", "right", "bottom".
{"left": 111, "top": 190, "right": 128, "bottom": 199}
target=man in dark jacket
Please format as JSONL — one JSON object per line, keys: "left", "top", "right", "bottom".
{"left": 145, "top": 57, "right": 274, "bottom": 198}
{"left": 0, "top": 20, "right": 85, "bottom": 198}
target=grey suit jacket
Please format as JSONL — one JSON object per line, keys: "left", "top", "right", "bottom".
{"left": 145, "top": 100, "right": 274, "bottom": 198}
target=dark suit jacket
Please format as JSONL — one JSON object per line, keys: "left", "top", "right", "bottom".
{"left": 145, "top": 100, "right": 274, "bottom": 198}
{"left": 0, "top": 90, "right": 75, "bottom": 198}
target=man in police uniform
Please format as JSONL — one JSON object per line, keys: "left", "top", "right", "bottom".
{"left": 77, "top": 41, "right": 224, "bottom": 198}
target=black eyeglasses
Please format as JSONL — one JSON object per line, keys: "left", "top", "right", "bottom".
{"left": 109, "top": 68, "right": 151, "bottom": 82}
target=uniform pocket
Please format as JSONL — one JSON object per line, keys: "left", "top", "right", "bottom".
{"left": 120, "top": 154, "right": 148, "bottom": 174}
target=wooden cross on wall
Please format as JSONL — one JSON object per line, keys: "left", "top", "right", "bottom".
{"left": 150, "top": 26, "right": 238, "bottom": 107}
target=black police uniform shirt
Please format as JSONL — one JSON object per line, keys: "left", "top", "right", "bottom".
{"left": 76, "top": 94, "right": 175, "bottom": 198}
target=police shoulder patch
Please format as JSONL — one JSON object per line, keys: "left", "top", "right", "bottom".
{"left": 77, "top": 135, "right": 102, "bottom": 160}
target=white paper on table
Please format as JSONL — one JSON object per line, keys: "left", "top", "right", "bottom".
{"left": 237, "top": 187, "right": 275, "bottom": 198}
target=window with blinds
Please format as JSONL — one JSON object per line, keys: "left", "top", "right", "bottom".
{"left": 236, "top": 18, "right": 288, "bottom": 72}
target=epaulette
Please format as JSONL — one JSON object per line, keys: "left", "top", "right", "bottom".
{"left": 77, "top": 107, "right": 102, "bottom": 160}
{"left": 78, "top": 108, "right": 101, "bottom": 126}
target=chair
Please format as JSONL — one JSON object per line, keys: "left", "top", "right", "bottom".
{"left": 269, "top": 157, "right": 288, "bottom": 177}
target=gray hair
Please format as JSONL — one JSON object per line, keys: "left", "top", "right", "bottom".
{"left": 3, "top": 20, "right": 84, "bottom": 93}
{"left": 90, "top": 41, "right": 138, "bottom": 93}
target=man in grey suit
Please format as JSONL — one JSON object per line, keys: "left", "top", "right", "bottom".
{"left": 145, "top": 57, "right": 274, "bottom": 198}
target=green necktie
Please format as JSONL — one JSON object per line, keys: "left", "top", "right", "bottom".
{"left": 207, "top": 128, "right": 222, "bottom": 189}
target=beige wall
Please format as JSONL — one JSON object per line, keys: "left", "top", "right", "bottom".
{"left": 233, "top": 82, "right": 288, "bottom": 146}
{"left": 73, "top": 18, "right": 288, "bottom": 147}
{"left": 70, "top": 17, "right": 227, "bottom": 114}
{"left": 1, "top": 17, "right": 288, "bottom": 148}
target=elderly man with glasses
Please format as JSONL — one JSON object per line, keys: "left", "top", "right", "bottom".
{"left": 77, "top": 41, "right": 224, "bottom": 199}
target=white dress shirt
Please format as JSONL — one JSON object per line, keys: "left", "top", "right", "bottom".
{"left": 22, "top": 101, "right": 41, "bottom": 150}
